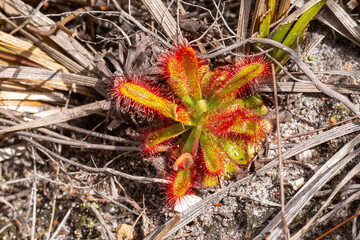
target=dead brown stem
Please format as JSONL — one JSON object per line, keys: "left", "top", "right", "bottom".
{"left": 272, "top": 64, "right": 290, "bottom": 239}
{"left": 0, "top": 51, "right": 44, "bottom": 68}
{"left": 315, "top": 208, "right": 360, "bottom": 240}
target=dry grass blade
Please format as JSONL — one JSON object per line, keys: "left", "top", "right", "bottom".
{"left": 1, "top": 0, "right": 96, "bottom": 71}
{"left": 0, "top": 100, "right": 54, "bottom": 114}
{"left": 0, "top": 100, "right": 106, "bottom": 134}
{"left": 249, "top": 0, "right": 266, "bottom": 36}
{"left": 0, "top": 66, "right": 100, "bottom": 87}
{"left": 0, "top": 91, "right": 68, "bottom": 102}
{"left": 277, "top": 0, "right": 291, "bottom": 19}
{"left": 236, "top": 0, "right": 251, "bottom": 53}
{"left": 0, "top": 12, "right": 89, "bottom": 74}
{"left": 314, "top": 69, "right": 360, "bottom": 78}
{"left": 255, "top": 133, "right": 360, "bottom": 239}
{"left": 325, "top": 0, "right": 360, "bottom": 45}
{"left": 3, "top": 80, "right": 96, "bottom": 97}
{"left": 0, "top": 31, "right": 68, "bottom": 72}
{"left": 0, "top": 1, "right": 358, "bottom": 238}
{"left": 317, "top": 192, "right": 360, "bottom": 223}
{"left": 141, "top": 0, "right": 179, "bottom": 41}
{"left": 291, "top": 157, "right": 360, "bottom": 239}
{"left": 145, "top": 123, "right": 360, "bottom": 239}
{"left": 313, "top": 0, "right": 360, "bottom": 46}
{"left": 0, "top": 66, "right": 103, "bottom": 96}
{"left": 7, "top": 129, "right": 140, "bottom": 151}
{"left": 48, "top": 204, "right": 74, "bottom": 240}
{"left": 83, "top": 198, "right": 116, "bottom": 240}
{"left": 258, "top": 81, "right": 360, "bottom": 94}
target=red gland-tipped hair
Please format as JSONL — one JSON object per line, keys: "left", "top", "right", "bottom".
{"left": 109, "top": 75, "right": 193, "bottom": 125}
{"left": 207, "top": 56, "right": 270, "bottom": 100}
{"left": 159, "top": 44, "right": 203, "bottom": 106}
{"left": 206, "top": 103, "right": 267, "bottom": 142}
{"left": 162, "top": 165, "right": 194, "bottom": 210}
{"left": 142, "top": 123, "right": 187, "bottom": 156}
{"left": 199, "top": 133, "right": 224, "bottom": 175}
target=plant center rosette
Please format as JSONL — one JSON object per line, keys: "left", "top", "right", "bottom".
{"left": 110, "top": 44, "right": 271, "bottom": 210}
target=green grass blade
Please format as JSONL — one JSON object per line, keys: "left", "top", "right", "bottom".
{"left": 274, "top": 0, "right": 326, "bottom": 62}
{"left": 275, "top": 27, "right": 307, "bottom": 72}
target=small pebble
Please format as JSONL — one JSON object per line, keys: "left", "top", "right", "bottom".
{"left": 116, "top": 224, "right": 137, "bottom": 240}
{"left": 295, "top": 149, "right": 313, "bottom": 161}
{"left": 289, "top": 177, "right": 305, "bottom": 191}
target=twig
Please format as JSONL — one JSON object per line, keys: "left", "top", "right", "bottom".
{"left": 315, "top": 206, "right": 360, "bottom": 240}
{"left": 0, "top": 223, "right": 12, "bottom": 235}
{"left": 23, "top": 136, "right": 169, "bottom": 184}
{"left": 9, "top": 0, "right": 46, "bottom": 35}
{"left": 25, "top": 5, "right": 114, "bottom": 38}
{"left": 282, "top": 160, "right": 316, "bottom": 171}
{"left": 255, "top": 45, "right": 308, "bottom": 83}
{"left": 189, "top": 15, "right": 220, "bottom": 45}
{"left": 229, "top": 48, "right": 274, "bottom": 58}
{"left": 0, "top": 189, "right": 32, "bottom": 201}
{"left": 49, "top": 204, "right": 74, "bottom": 240}
{"left": 0, "top": 117, "right": 137, "bottom": 149}
{"left": 125, "top": 208, "right": 147, "bottom": 240}
{"left": 313, "top": 184, "right": 360, "bottom": 198}
{"left": 272, "top": 64, "right": 290, "bottom": 239}
{"left": 87, "top": 13, "right": 131, "bottom": 46}
{"left": 111, "top": 0, "right": 171, "bottom": 48}
{"left": 0, "top": 108, "right": 139, "bottom": 146}
{"left": 317, "top": 190, "right": 360, "bottom": 224}
{"left": 84, "top": 198, "right": 116, "bottom": 240}
{"left": 1, "top": 127, "right": 140, "bottom": 152}
{"left": 27, "top": 21, "right": 74, "bottom": 37}
{"left": 35, "top": 174, "right": 90, "bottom": 189}
{"left": 30, "top": 146, "right": 37, "bottom": 240}
{"left": 46, "top": 166, "right": 60, "bottom": 240}
{"left": 206, "top": 38, "right": 360, "bottom": 117}
{"left": 211, "top": 0, "right": 236, "bottom": 36}
{"left": 93, "top": 191, "right": 140, "bottom": 215}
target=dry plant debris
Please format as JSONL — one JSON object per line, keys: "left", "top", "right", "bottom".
{"left": 0, "top": 0, "right": 359, "bottom": 239}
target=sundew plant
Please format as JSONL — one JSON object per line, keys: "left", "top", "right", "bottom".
{"left": 110, "top": 44, "right": 271, "bottom": 209}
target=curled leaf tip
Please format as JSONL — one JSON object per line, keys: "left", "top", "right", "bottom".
{"left": 173, "top": 153, "right": 193, "bottom": 171}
